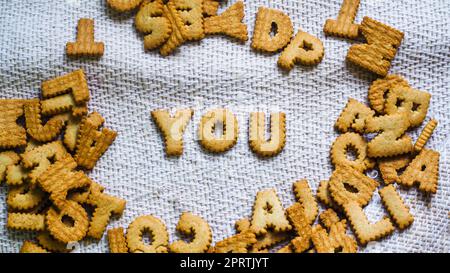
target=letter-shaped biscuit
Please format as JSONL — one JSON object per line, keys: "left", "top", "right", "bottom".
{"left": 151, "top": 109, "right": 192, "bottom": 156}
{"left": 251, "top": 7, "right": 293, "bottom": 52}
{"left": 249, "top": 112, "right": 286, "bottom": 157}
{"left": 251, "top": 189, "right": 292, "bottom": 235}
{"left": 169, "top": 212, "right": 212, "bottom": 253}
{"left": 278, "top": 30, "right": 324, "bottom": 70}
{"left": 126, "top": 215, "right": 169, "bottom": 253}
{"left": 346, "top": 17, "right": 403, "bottom": 76}
{"left": 199, "top": 109, "right": 238, "bottom": 153}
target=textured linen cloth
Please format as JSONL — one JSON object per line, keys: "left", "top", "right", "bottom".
{"left": 0, "top": 0, "right": 449, "bottom": 253}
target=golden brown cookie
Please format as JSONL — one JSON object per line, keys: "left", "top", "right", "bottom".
{"left": 203, "top": 0, "right": 219, "bottom": 17}
{"left": 169, "top": 212, "right": 212, "bottom": 253}
{"left": 330, "top": 132, "right": 375, "bottom": 172}
{"left": 251, "top": 189, "right": 292, "bottom": 235}
{"left": 249, "top": 112, "right": 286, "bottom": 157}
{"left": 20, "top": 241, "right": 49, "bottom": 253}
{"left": 107, "top": 0, "right": 143, "bottom": 12}
{"left": 235, "top": 218, "right": 290, "bottom": 251}
{"left": 414, "top": 119, "right": 438, "bottom": 152}
{"left": 204, "top": 1, "right": 248, "bottom": 42}
{"left": 213, "top": 230, "right": 257, "bottom": 253}
{"left": 335, "top": 98, "right": 375, "bottom": 133}
{"left": 135, "top": 0, "right": 173, "bottom": 50}
{"left": 278, "top": 30, "right": 324, "bottom": 70}
{"left": 368, "top": 75, "right": 410, "bottom": 114}
{"left": 286, "top": 203, "right": 312, "bottom": 253}
{"left": 74, "top": 112, "right": 117, "bottom": 170}
{"left": 292, "top": 180, "right": 318, "bottom": 225}
{"left": 151, "top": 109, "right": 193, "bottom": 156}
{"left": 86, "top": 184, "right": 127, "bottom": 240}
{"left": 384, "top": 86, "right": 431, "bottom": 128}
{"left": 7, "top": 212, "right": 46, "bottom": 231}
{"left": 378, "top": 155, "right": 411, "bottom": 185}
{"left": 24, "top": 99, "right": 65, "bottom": 142}
{"left": 66, "top": 18, "right": 104, "bottom": 57}
{"left": 319, "top": 208, "right": 340, "bottom": 230}
{"left": 0, "top": 99, "right": 28, "bottom": 149}
{"left": 108, "top": 227, "right": 129, "bottom": 253}
{"left": 46, "top": 200, "right": 90, "bottom": 243}
{"left": 346, "top": 17, "right": 404, "bottom": 76}
{"left": 251, "top": 7, "right": 293, "bottom": 53}
{"left": 198, "top": 109, "right": 238, "bottom": 153}
{"left": 329, "top": 164, "right": 379, "bottom": 207}
{"left": 343, "top": 201, "right": 394, "bottom": 245}
{"left": 126, "top": 215, "right": 169, "bottom": 253}
{"left": 324, "top": 0, "right": 360, "bottom": 39}
{"left": 41, "top": 69, "right": 90, "bottom": 104}
{"left": 21, "top": 140, "right": 71, "bottom": 185}
{"left": 379, "top": 185, "right": 414, "bottom": 229}
{"left": 311, "top": 220, "right": 357, "bottom": 253}
{"left": 365, "top": 113, "right": 414, "bottom": 158}
{"left": 0, "top": 151, "right": 20, "bottom": 185}
{"left": 399, "top": 149, "right": 440, "bottom": 193}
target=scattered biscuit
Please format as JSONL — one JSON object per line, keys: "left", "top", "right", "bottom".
{"left": 203, "top": 0, "right": 219, "bottom": 17}
{"left": 346, "top": 17, "right": 404, "bottom": 76}
{"left": 86, "top": 184, "right": 126, "bottom": 240}
{"left": 198, "top": 109, "right": 238, "bottom": 153}
{"left": 135, "top": 0, "right": 173, "bottom": 50}
{"left": 378, "top": 155, "right": 411, "bottom": 185}
{"left": 235, "top": 218, "right": 290, "bottom": 251}
{"left": 21, "top": 140, "right": 71, "bottom": 185}
{"left": 286, "top": 203, "right": 312, "bottom": 253}
{"left": 7, "top": 212, "right": 46, "bottom": 231}
{"left": 0, "top": 151, "right": 20, "bottom": 185}
{"left": 368, "top": 75, "right": 410, "bottom": 114}
{"left": 213, "top": 230, "right": 257, "bottom": 253}
{"left": 107, "top": 0, "right": 143, "bottom": 12}
{"left": 384, "top": 86, "right": 431, "bottom": 127}
{"left": 204, "top": 1, "right": 248, "bottom": 42}
{"left": 379, "top": 185, "right": 414, "bottom": 229}
{"left": 74, "top": 112, "right": 117, "bottom": 169}
{"left": 41, "top": 69, "right": 90, "bottom": 104}
{"left": 66, "top": 18, "right": 104, "bottom": 57}
{"left": 343, "top": 201, "right": 395, "bottom": 245}
{"left": 37, "top": 232, "right": 71, "bottom": 253}
{"left": 249, "top": 112, "right": 286, "bottom": 157}
{"left": 329, "top": 165, "right": 379, "bottom": 207}
{"left": 292, "top": 180, "right": 318, "bottom": 225}
{"left": 46, "top": 200, "right": 90, "bottom": 243}
{"left": 251, "top": 7, "right": 293, "bottom": 53}
{"left": 251, "top": 189, "right": 292, "bottom": 235}
{"left": 316, "top": 180, "right": 339, "bottom": 209}
{"left": 399, "top": 149, "right": 440, "bottom": 193}
{"left": 365, "top": 113, "right": 414, "bottom": 158}
{"left": 324, "top": 0, "right": 360, "bottom": 39}
{"left": 107, "top": 227, "right": 129, "bottom": 253}
{"left": 20, "top": 241, "right": 49, "bottom": 253}
{"left": 319, "top": 208, "right": 340, "bottom": 230}
{"left": 278, "top": 30, "right": 324, "bottom": 70}
{"left": 330, "top": 132, "right": 375, "bottom": 173}
{"left": 7, "top": 183, "right": 45, "bottom": 211}
{"left": 151, "top": 109, "right": 193, "bottom": 156}
{"left": 169, "top": 212, "right": 212, "bottom": 253}
{"left": 24, "top": 99, "right": 65, "bottom": 142}
{"left": 0, "top": 100, "right": 27, "bottom": 149}
{"left": 126, "top": 215, "right": 169, "bottom": 253}
{"left": 311, "top": 220, "right": 357, "bottom": 253}
{"left": 335, "top": 98, "right": 375, "bottom": 133}
{"left": 414, "top": 119, "right": 438, "bottom": 152}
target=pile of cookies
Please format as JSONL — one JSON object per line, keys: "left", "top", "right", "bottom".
{"left": 0, "top": 70, "right": 124, "bottom": 253}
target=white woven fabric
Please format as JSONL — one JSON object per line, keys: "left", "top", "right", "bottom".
{"left": 0, "top": 0, "right": 449, "bottom": 253}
